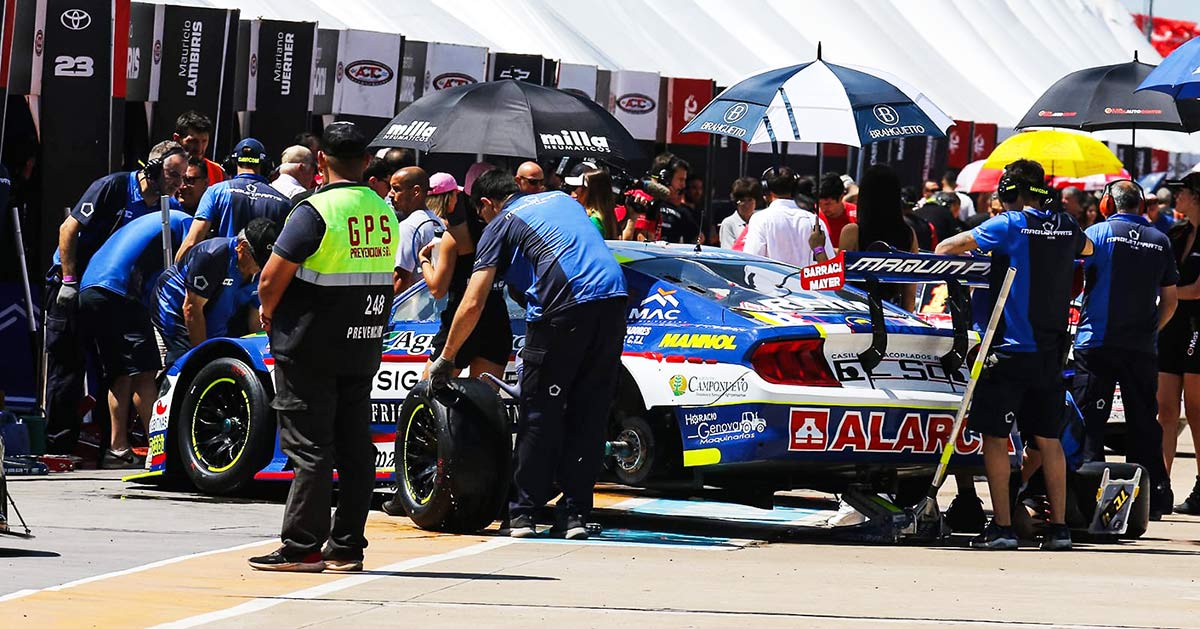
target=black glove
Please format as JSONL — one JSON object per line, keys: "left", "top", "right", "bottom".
{"left": 56, "top": 282, "right": 79, "bottom": 308}
{"left": 429, "top": 356, "right": 454, "bottom": 390}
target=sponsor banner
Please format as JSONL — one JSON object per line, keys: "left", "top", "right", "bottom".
{"left": 150, "top": 5, "right": 239, "bottom": 158}
{"left": 0, "top": 284, "right": 38, "bottom": 402}
{"left": 799, "top": 251, "right": 844, "bottom": 291}
{"left": 1132, "top": 13, "right": 1200, "bottom": 57}
{"left": 310, "top": 27, "right": 338, "bottom": 115}
{"left": 7, "top": 0, "right": 36, "bottom": 94}
{"left": 612, "top": 69, "right": 658, "bottom": 140}
{"left": 541, "top": 57, "right": 557, "bottom": 88}
{"left": 596, "top": 68, "right": 611, "bottom": 110}
{"left": 658, "top": 333, "right": 739, "bottom": 351}
{"left": 113, "top": 0, "right": 129, "bottom": 99}
{"left": 667, "top": 77, "right": 712, "bottom": 145}
{"left": 969, "top": 122, "right": 996, "bottom": 162}
{"left": 677, "top": 403, "right": 1013, "bottom": 468}
{"left": 488, "top": 51, "right": 542, "bottom": 83}
{"left": 1116, "top": 145, "right": 1151, "bottom": 177}
{"left": 888, "top": 136, "right": 928, "bottom": 188}
{"left": 424, "top": 41, "right": 485, "bottom": 93}
{"left": 231, "top": 20, "right": 248, "bottom": 113}
{"left": 1151, "top": 149, "right": 1169, "bottom": 174}
{"left": 246, "top": 19, "right": 315, "bottom": 154}
{"left": 125, "top": 1, "right": 155, "bottom": 101}
{"left": 946, "top": 119, "right": 970, "bottom": 169}
{"left": 395, "top": 38, "right": 425, "bottom": 113}
{"left": 39, "top": 0, "right": 113, "bottom": 248}
{"left": 332, "top": 28, "right": 402, "bottom": 118}
{"left": 556, "top": 61, "right": 596, "bottom": 100}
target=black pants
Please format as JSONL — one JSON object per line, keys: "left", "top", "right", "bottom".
{"left": 510, "top": 297, "right": 626, "bottom": 520}
{"left": 43, "top": 278, "right": 85, "bottom": 454}
{"left": 1070, "top": 347, "right": 1167, "bottom": 488}
{"left": 272, "top": 358, "right": 375, "bottom": 558}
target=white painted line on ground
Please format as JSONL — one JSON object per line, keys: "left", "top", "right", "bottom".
{"left": 150, "top": 537, "right": 517, "bottom": 629}
{"left": 0, "top": 539, "right": 276, "bottom": 604}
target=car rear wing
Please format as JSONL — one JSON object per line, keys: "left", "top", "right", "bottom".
{"left": 829, "top": 250, "right": 993, "bottom": 375}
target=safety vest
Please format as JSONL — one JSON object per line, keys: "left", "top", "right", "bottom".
{"left": 297, "top": 186, "right": 397, "bottom": 285}
{"left": 269, "top": 184, "right": 398, "bottom": 371}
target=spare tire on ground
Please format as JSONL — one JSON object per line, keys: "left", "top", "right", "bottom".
{"left": 392, "top": 378, "right": 510, "bottom": 533}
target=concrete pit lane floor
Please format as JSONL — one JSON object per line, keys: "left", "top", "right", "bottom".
{"left": 3, "top": 437, "right": 1200, "bottom": 628}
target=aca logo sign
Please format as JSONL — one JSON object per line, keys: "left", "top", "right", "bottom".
{"left": 345, "top": 60, "right": 394, "bottom": 86}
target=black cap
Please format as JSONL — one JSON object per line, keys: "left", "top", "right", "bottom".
{"left": 1165, "top": 172, "right": 1200, "bottom": 193}
{"left": 320, "top": 121, "right": 369, "bottom": 159}
{"left": 563, "top": 161, "right": 598, "bottom": 187}
{"left": 242, "top": 217, "right": 278, "bottom": 268}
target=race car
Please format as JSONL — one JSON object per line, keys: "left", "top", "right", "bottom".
{"left": 139, "top": 243, "right": 1145, "bottom": 537}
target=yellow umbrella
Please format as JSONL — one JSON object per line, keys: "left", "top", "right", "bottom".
{"left": 981, "top": 129, "right": 1124, "bottom": 178}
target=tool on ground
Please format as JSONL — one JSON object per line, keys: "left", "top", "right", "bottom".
{"left": 908, "top": 266, "right": 1017, "bottom": 540}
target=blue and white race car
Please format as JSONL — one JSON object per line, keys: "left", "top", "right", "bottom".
{"left": 141, "top": 242, "right": 1015, "bottom": 531}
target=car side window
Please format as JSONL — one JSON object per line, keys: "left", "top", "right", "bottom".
{"left": 391, "top": 283, "right": 441, "bottom": 323}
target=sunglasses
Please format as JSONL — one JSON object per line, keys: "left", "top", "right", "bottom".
{"left": 518, "top": 176, "right": 544, "bottom": 186}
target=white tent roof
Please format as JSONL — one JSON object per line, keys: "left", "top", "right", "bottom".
{"left": 141, "top": 0, "right": 1200, "bottom": 154}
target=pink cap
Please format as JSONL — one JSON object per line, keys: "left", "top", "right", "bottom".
{"left": 463, "top": 162, "right": 496, "bottom": 196}
{"left": 428, "top": 172, "right": 462, "bottom": 195}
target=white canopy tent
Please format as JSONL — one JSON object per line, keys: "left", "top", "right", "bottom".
{"left": 140, "top": 0, "right": 1200, "bottom": 156}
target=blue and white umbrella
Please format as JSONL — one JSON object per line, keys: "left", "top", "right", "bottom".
{"left": 682, "top": 46, "right": 953, "bottom": 147}
{"left": 1137, "top": 36, "right": 1200, "bottom": 99}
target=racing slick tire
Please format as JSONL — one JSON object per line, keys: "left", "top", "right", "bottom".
{"left": 1069, "top": 461, "right": 1150, "bottom": 540}
{"left": 176, "top": 357, "right": 275, "bottom": 495}
{"left": 393, "top": 379, "right": 510, "bottom": 533}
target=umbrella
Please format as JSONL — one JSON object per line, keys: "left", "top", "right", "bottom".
{"left": 981, "top": 130, "right": 1124, "bottom": 179}
{"left": 1048, "top": 170, "right": 1132, "bottom": 192}
{"left": 370, "top": 79, "right": 643, "bottom": 166}
{"left": 955, "top": 159, "right": 1003, "bottom": 194}
{"left": 1017, "top": 55, "right": 1200, "bottom": 133}
{"left": 1016, "top": 54, "right": 1200, "bottom": 177}
{"left": 1137, "top": 36, "right": 1200, "bottom": 99}
{"left": 680, "top": 44, "right": 952, "bottom": 149}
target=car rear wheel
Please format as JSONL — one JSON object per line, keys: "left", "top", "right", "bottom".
{"left": 611, "top": 414, "right": 657, "bottom": 486}
{"left": 175, "top": 357, "right": 275, "bottom": 495}
{"left": 393, "top": 379, "right": 510, "bottom": 533}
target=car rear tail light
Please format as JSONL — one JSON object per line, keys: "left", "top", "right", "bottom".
{"left": 750, "top": 339, "right": 840, "bottom": 387}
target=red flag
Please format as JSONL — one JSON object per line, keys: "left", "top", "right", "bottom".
{"left": 947, "top": 120, "right": 970, "bottom": 168}
{"left": 667, "top": 77, "right": 713, "bottom": 145}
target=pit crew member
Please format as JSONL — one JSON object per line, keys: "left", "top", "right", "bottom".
{"left": 430, "top": 170, "right": 627, "bottom": 540}
{"left": 936, "top": 159, "right": 1093, "bottom": 551}
{"left": 153, "top": 217, "right": 278, "bottom": 366}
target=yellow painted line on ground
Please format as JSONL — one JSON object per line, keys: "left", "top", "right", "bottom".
{"left": 0, "top": 514, "right": 493, "bottom": 628}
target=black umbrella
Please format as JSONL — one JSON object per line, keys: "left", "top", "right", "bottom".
{"left": 370, "top": 79, "right": 643, "bottom": 166}
{"left": 1016, "top": 55, "right": 1200, "bottom": 176}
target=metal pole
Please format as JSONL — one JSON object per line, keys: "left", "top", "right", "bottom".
{"left": 161, "top": 195, "right": 173, "bottom": 269}
{"left": 1131, "top": 124, "right": 1138, "bottom": 179}
{"left": 10, "top": 205, "right": 39, "bottom": 393}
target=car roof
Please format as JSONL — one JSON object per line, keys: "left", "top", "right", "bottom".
{"left": 608, "top": 241, "right": 765, "bottom": 265}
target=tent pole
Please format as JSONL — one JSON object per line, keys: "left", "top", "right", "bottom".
{"left": 1131, "top": 124, "right": 1138, "bottom": 179}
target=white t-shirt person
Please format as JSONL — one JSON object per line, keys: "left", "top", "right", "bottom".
{"left": 742, "top": 197, "right": 833, "bottom": 267}
{"left": 394, "top": 208, "right": 442, "bottom": 274}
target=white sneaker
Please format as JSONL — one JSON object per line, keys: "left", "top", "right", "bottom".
{"left": 827, "top": 499, "right": 867, "bottom": 527}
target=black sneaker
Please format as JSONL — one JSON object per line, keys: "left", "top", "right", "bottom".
{"left": 1150, "top": 484, "right": 1174, "bottom": 521}
{"left": 1039, "top": 523, "right": 1072, "bottom": 551}
{"left": 248, "top": 548, "right": 325, "bottom": 572}
{"left": 550, "top": 514, "right": 589, "bottom": 540}
{"left": 1175, "top": 477, "right": 1200, "bottom": 516}
{"left": 944, "top": 495, "right": 987, "bottom": 533}
{"left": 508, "top": 514, "right": 537, "bottom": 538}
{"left": 381, "top": 498, "right": 406, "bottom": 517}
{"left": 322, "top": 550, "right": 363, "bottom": 572}
{"left": 101, "top": 448, "right": 145, "bottom": 469}
{"left": 969, "top": 521, "right": 1018, "bottom": 550}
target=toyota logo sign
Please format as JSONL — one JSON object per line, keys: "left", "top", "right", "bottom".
{"left": 723, "top": 102, "right": 749, "bottom": 124}
{"left": 60, "top": 9, "right": 91, "bottom": 31}
{"left": 872, "top": 104, "right": 900, "bottom": 126}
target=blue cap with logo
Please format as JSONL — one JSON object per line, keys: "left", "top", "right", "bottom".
{"left": 233, "top": 138, "right": 268, "bottom": 165}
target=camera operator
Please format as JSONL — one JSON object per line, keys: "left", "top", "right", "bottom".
{"left": 650, "top": 153, "right": 700, "bottom": 244}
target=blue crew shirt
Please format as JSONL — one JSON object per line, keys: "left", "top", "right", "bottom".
{"left": 473, "top": 191, "right": 627, "bottom": 321}
{"left": 195, "top": 173, "right": 291, "bottom": 239}
{"left": 53, "top": 171, "right": 183, "bottom": 271}
{"left": 1075, "top": 214, "right": 1178, "bottom": 353}
{"left": 154, "top": 237, "right": 259, "bottom": 342}
{"left": 81, "top": 211, "right": 193, "bottom": 303}
{"left": 971, "top": 208, "right": 1089, "bottom": 353}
